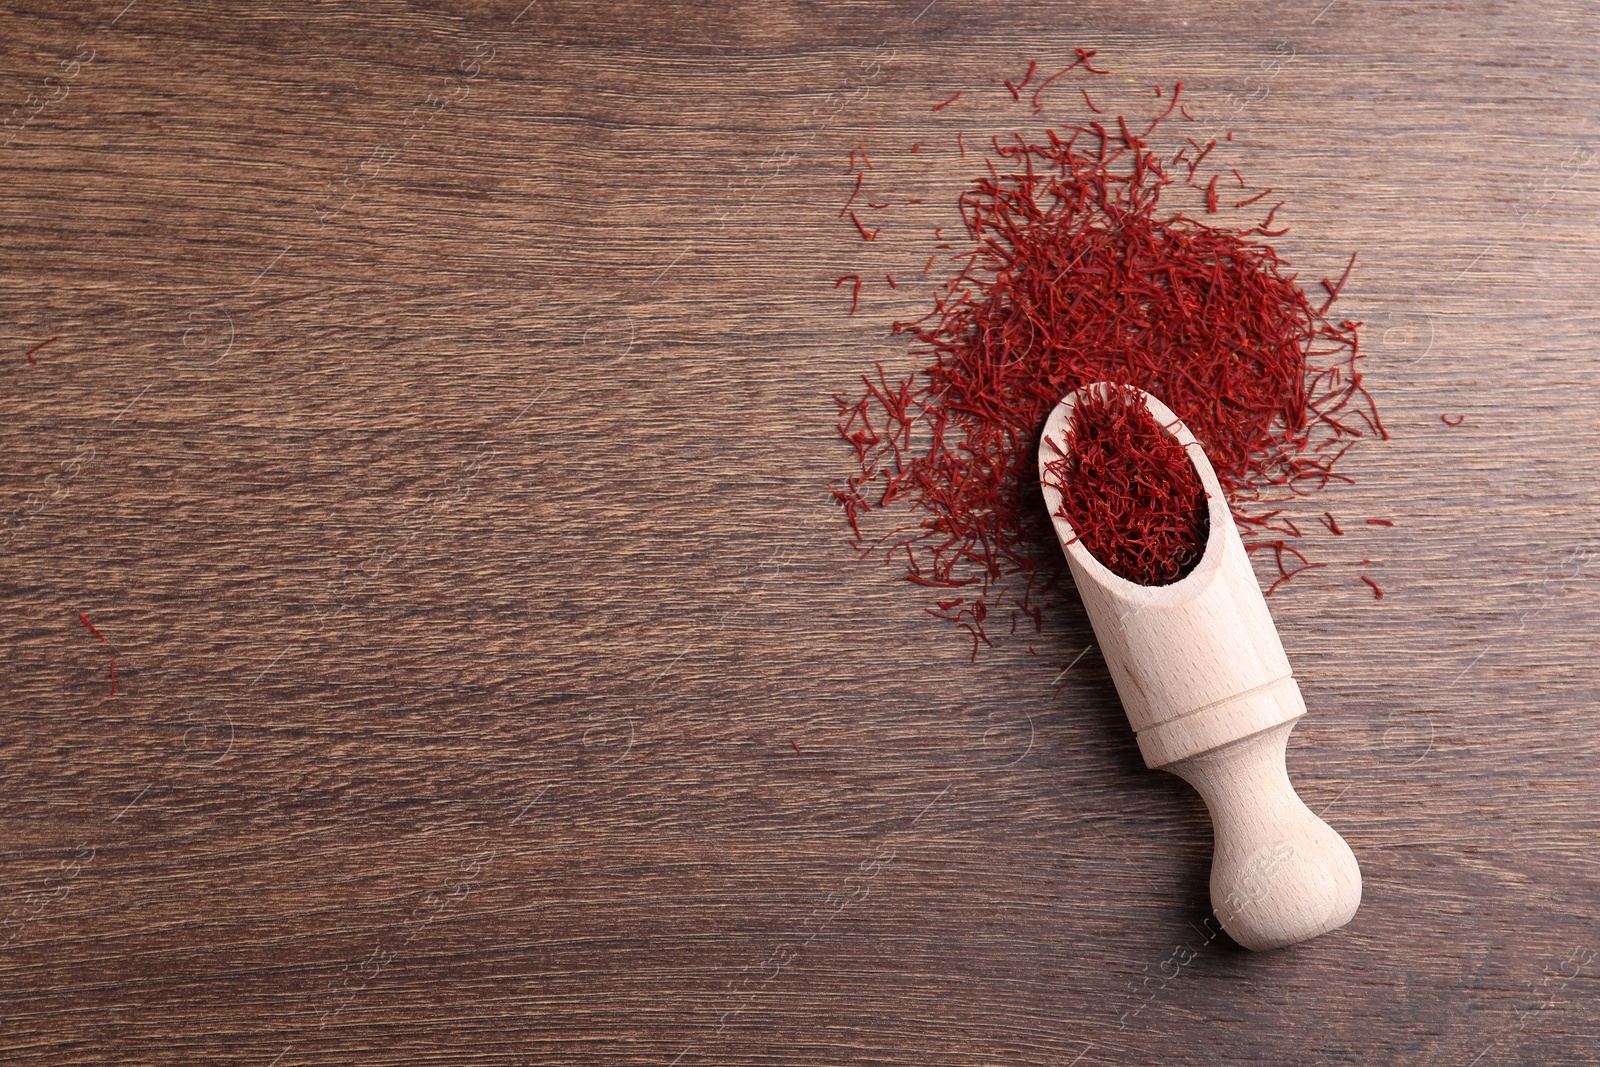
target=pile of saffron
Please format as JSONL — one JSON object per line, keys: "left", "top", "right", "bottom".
{"left": 1042, "top": 386, "right": 1209, "bottom": 587}
{"left": 832, "top": 58, "right": 1384, "bottom": 653}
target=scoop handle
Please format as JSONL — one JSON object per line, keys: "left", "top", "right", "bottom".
{"left": 1167, "top": 721, "right": 1362, "bottom": 951}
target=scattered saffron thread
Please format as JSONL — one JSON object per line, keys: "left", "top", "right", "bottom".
{"left": 834, "top": 274, "right": 862, "bottom": 314}
{"left": 1075, "top": 47, "right": 1108, "bottom": 73}
{"left": 1235, "top": 188, "right": 1273, "bottom": 209}
{"left": 1367, "top": 518, "right": 1395, "bottom": 527}
{"left": 1080, "top": 87, "right": 1102, "bottom": 113}
{"left": 1031, "top": 48, "right": 1110, "bottom": 113}
{"left": 885, "top": 272, "right": 897, "bottom": 289}
{"left": 850, "top": 210, "right": 879, "bottom": 241}
{"left": 1361, "top": 575, "right": 1384, "bottom": 599}
{"left": 1441, "top": 413, "right": 1464, "bottom": 426}
{"left": 790, "top": 739, "right": 802, "bottom": 755}
{"left": 80, "top": 612, "right": 106, "bottom": 641}
{"left": 25, "top": 336, "right": 58, "bottom": 364}
{"left": 934, "top": 91, "right": 963, "bottom": 112}
{"left": 839, "top": 172, "right": 863, "bottom": 217}
{"left": 1320, "top": 512, "right": 1345, "bottom": 535}
{"left": 1319, "top": 251, "right": 1358, "bottom": 315}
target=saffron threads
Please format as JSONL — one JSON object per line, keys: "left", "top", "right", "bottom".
{"left": 80, "top": 612, "right": 106, "bottom": 641}
{"left": 790, "top": 739, "right": 803, "bottom": 755}
{"left": 1262, "top": 544, "right": 1326, "bottom": 596}
{"left": 849, "top": 210, "right": 879, "bottom": 241}
{"left": 834, "top": 274, "right": 862, "bottom": 314}
{"left": 1319, "top": 251, "right": 1358, "bottom": 314}
{"left": 839, "top": 173, "right": 863, "bottom": 216}
{"left": 934, "top": 91, "right": 963, "bottom": 112}
{"left": 1361, "top": 575, "right": 1384, "bottom": 599}
{"left": 1366, "top": 518, "right": 1395, "bottom": 527}
{"left": 1042, "top": 385, "right": 1209, "bottom": 586}
{"left": 1320, "top": 512, "right": 1345, "bottom": 535}
{"left": 832, "top": 61, "right": 1383, "bottom": 648}
{"left": 885, "top": 272, "right": 897, "bottom": 289}
{"left": 1442, "top": 413, "right": 1464, "bottom": 426}
{"left": 25, "top": 336, "right": 58, "bottom": 364}
{"left": 1080, "top": 87, "right": 1102, "bottom": 113}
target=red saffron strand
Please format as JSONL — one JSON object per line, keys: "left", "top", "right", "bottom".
{"left": 885, "top": 272, "right": 897, "bottom": 289}
{"left": 1319, "top": 251, "right": 1358, "bottom": 314}
{"left": 934, "top": 90, "right": 963, "bottom": 112}
{"left": 834, "top": 273, "right": 862, "bottom": 314}
{"left": 839, "top": 172, "right": 863, "bottom": 217}
{"left": 1441, "top": 413, "right": 1464, "bottom": 426}
{"left": 80, "top": 612, "right": 106, "bottom": 641}
{"left": 849, "top": 211, "right": 879, "bottom": 241}
{"left": 1366, "top": 518, "right": 1395, "bottom": 526}
{"left": 957, "top": 131, "right": 966, "bottom": 158}
{"left": 858, "top": 144, "right": 874, "bottom": 170}
{"left": 1361, "top": 575, "right": 1384, "bottom": 599}
{"left": 1232, "top": 167, "right": 1247, "bottom": 188}
{"left": 1079, "top": 87, "right": 1102, "bottom": 113}
{"left": 1031, "top": 50, "right": 1103, "bottom": 112}
{"left": 1205, "top": 174, "right": 1219, "bottom": 213}
{"left": 25, "top": 336, "right": 59, "bottom": 364}
{"left": 790, "top": 739, "right": 802, "bottom": 755}
{"left": 1075, "top": 47, "right": 1108, "bottom": 74}
{"left": 1235, "top": 187, "right": 1273, "bottom": 208}
{"left": 1320, "top": 512, "right": 1345, "bottom": 535}
{"left": 1018, "top": 60, "right": 1038, "bottom": 89}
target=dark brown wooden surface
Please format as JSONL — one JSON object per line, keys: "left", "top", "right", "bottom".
{"left": 3, "top": 1, "right": 1598, "bottom": 1064}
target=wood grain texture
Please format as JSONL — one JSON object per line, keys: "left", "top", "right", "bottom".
{"left": 2, "top": 1, "right": 1598, "bottom": 1064}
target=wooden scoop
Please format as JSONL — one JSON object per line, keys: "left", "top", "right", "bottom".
{"left": 1039, "top": 383, "right": 1361, "bottom": 951}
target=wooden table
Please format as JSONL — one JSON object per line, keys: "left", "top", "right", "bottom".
{"left": 4, "top": 2, "right": 1597, "bottom": 1063}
